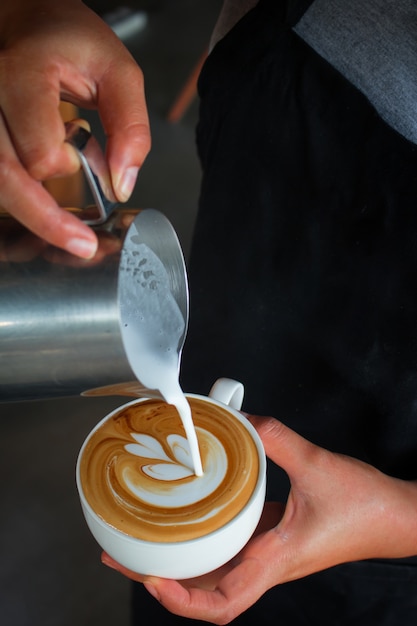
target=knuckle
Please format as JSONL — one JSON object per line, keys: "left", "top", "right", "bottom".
{"left": 120, "top": 56, "right": 145, "bottom": 87}
{"left": 256, "top": 416, "right": 287, "bottom": 442}
{"left": 25, "top": 145, "right": 65, "bottom": 180}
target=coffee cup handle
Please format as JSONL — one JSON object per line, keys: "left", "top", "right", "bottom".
{"left": 208, "top": 378, "right": 244, "bottom": 411}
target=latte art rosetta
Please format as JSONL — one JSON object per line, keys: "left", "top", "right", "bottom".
{"left": 80, "top": 398, "right": 259, "bottom": 542}
{"left": 124, "top": 429, "right": 227, "bottom": 508}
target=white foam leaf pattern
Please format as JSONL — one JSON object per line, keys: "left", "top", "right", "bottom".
{"left": 123, "top": 427, "right": 227, "bottom": 507}
{"left": 141, "top": 463, "right": 194, "bottom": 480}
{"left": 125, "top": 434, "right": 172, "bottom": 462}
{"left": 125, "top": 433, "right": 194, "bottom": 481}
{"left": 167, "top": 434, "right": 193, "bottom": 469}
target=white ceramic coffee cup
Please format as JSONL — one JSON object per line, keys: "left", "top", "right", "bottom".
{"left": 76, "top": 378, "right": 266, "bottom": 579}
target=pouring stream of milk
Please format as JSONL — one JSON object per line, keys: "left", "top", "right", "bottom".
{"left": 118, "top": 225, "right": 203, "bottom": 476}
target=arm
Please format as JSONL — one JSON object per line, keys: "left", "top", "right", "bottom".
{"left": 103, "top": 415, "right": 417, "bottom": 624}
{"left": 0, "top": 0, "right": 150, "bottom": 257}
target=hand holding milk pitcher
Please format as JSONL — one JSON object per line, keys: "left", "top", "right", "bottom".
{"left": 0, "top": 0, "right": 150, "bottom": 259}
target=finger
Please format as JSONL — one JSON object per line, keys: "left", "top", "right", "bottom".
{"left": 3, "top": 179, "right": 98, "bottom": 258}
{"left": 1, "top": 67, "right": 80, "bottom": 180}
{"left": 101, "top": 552, "right": 147, "bottom": 583}
{"left": 43, "top": 230, "right": 121, "bottom": 266}
{"left": 97, "top": 59, "right": 151, "bottom": 202}
{"left": 248, "top": 415, "right": 319, "bottom": 477}
{"left": 0, "top": 115, "right": 97, "bottom": 258}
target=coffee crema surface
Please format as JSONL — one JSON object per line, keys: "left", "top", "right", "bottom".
{"left": 79, "top": 398, "right": 259, "bottom": 542}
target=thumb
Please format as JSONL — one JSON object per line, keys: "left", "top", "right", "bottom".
{"left": 97, "top": 61, "right": 151, "bottom": 203}
{"left": 248, "top": 415, "right": 318, "bottom": 478}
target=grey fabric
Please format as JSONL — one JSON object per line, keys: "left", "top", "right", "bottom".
{"left": 294, "top": 0, "right": 417, "bottom": 144}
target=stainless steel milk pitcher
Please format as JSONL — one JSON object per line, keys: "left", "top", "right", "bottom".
{"left": 0, "top": 207, "right": 189, "bottom": 402}
{"left": 0, "top": 121, "right": 188, "bottom": 402}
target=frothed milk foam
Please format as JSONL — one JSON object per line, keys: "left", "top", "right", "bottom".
{"left": 118, "top": 223, "right": 202, "bottom": 475}
{"left": 79, "top": 397, "right": 259, "bottom": 542}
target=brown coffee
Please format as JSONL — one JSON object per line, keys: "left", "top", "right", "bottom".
{"left": 79, "top": 397, "right": 259, "bottom": 542}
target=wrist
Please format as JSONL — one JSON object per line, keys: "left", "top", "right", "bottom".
{"left": 374, "top": 476, "right": 417, "bottom": 559}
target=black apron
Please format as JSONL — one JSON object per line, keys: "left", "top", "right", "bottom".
{"left": 133, "top": 1, "right": 417, "bottom": 623}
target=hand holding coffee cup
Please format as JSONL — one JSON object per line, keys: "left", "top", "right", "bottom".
{"left": 76, "top": 378, "right": 266, "bottom": 579}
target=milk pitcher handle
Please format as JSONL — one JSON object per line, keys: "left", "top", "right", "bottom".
{"left": 65, "top": 121, "right": 118, "bottom": 225}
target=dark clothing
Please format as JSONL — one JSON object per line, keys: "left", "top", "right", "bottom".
{"left": 184, "top": 0, "right": 417, "bottom": 484}
{"left": 134, "top": 0, "right": 417, "bottom": 622}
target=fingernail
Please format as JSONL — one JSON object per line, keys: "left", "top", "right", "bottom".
{"left": 66, "top": 236, "right": 98, "bottom": 259}
{"left": 143, "top": 581, "right": 160, "bottom": 601}
{"left": 116, "top": 166, "right": 139, "bottom": 202}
